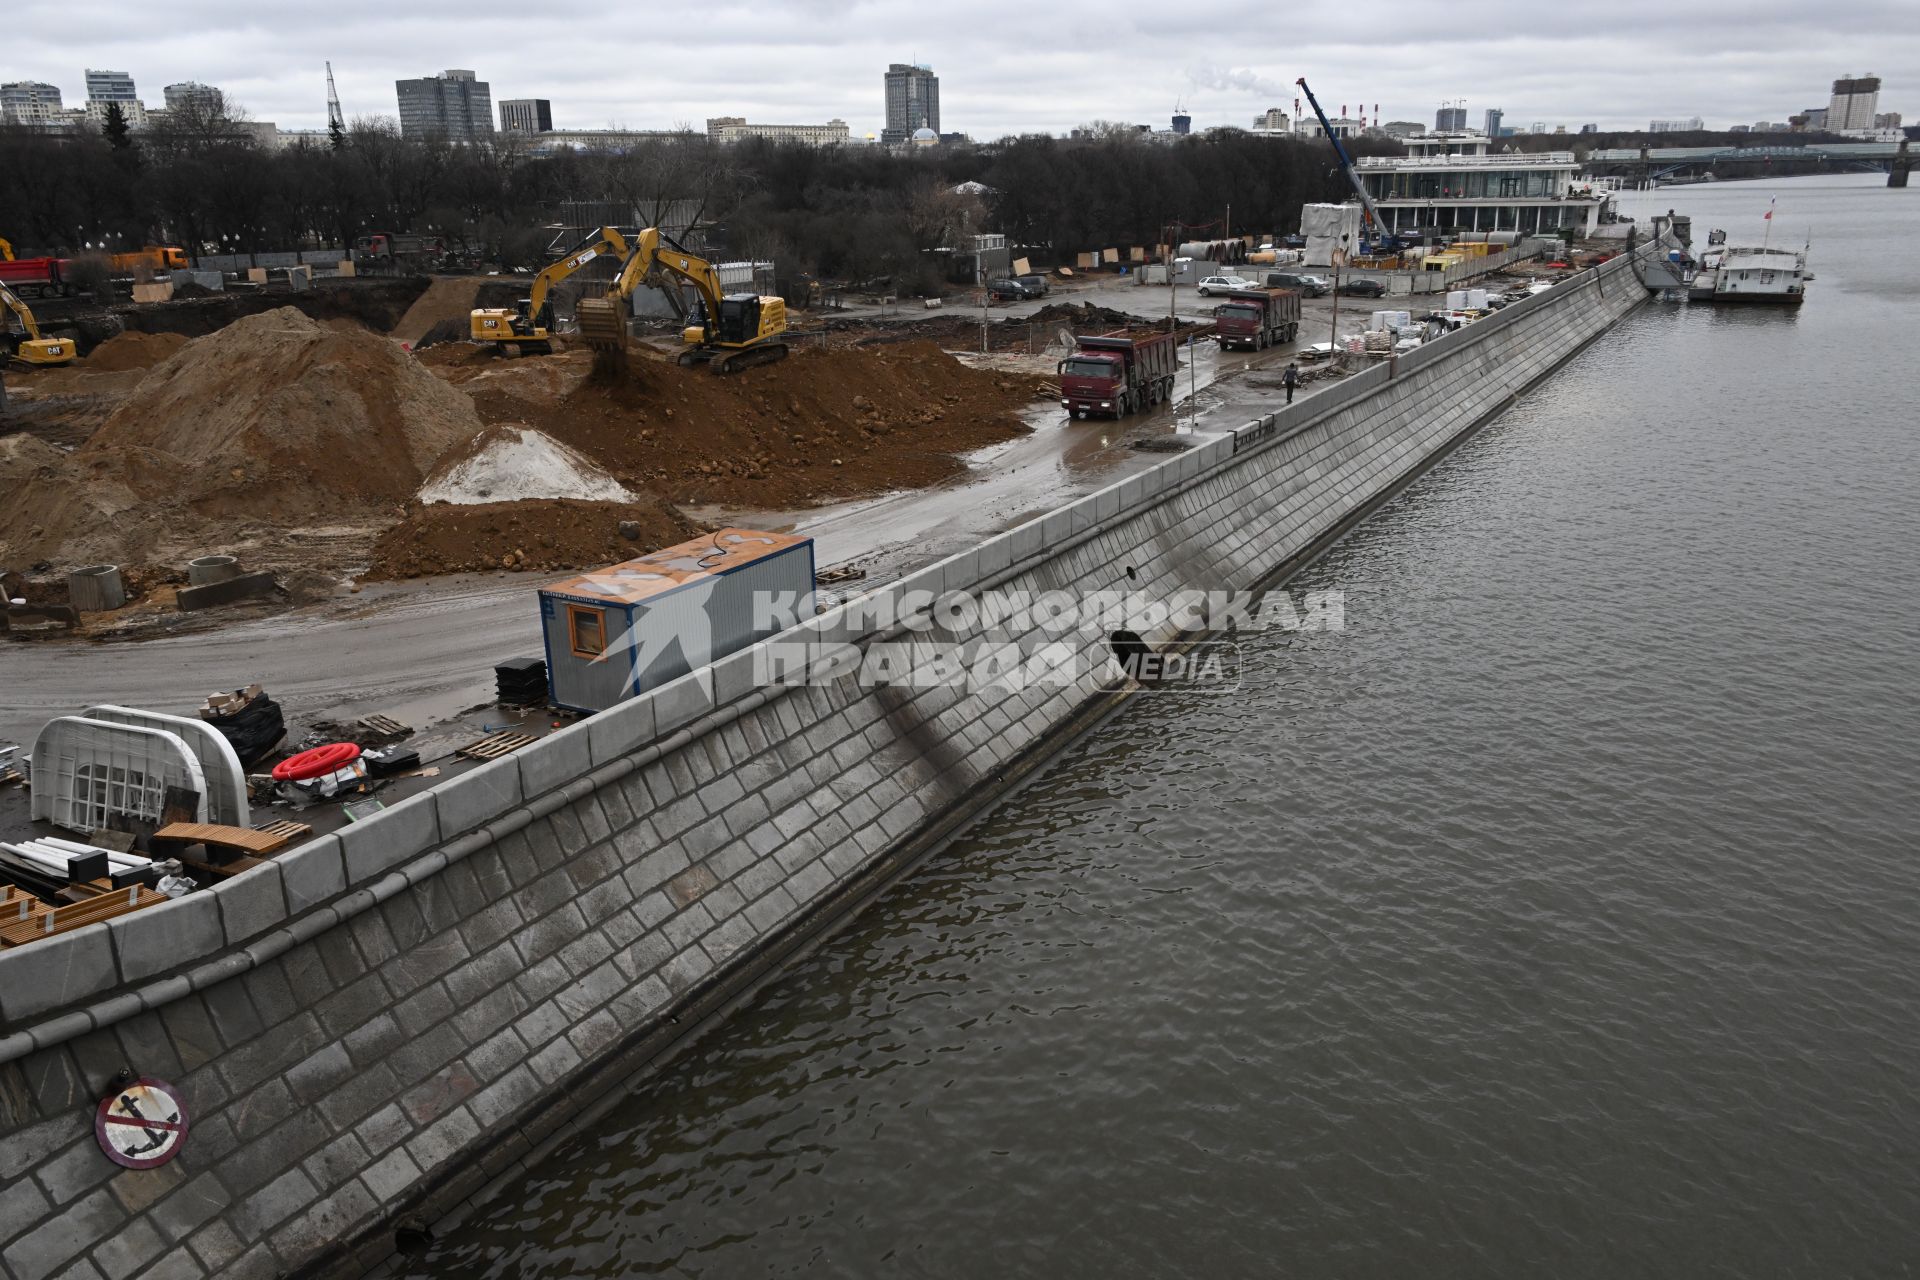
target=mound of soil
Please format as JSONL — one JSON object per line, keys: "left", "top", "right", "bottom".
{"left": 469, "top": 342, "right": 1051, "bottom": 508}
{"left": 1, "top": 307, "right": 485, "bottom": 567}
{"left": 365, "top": 496, "right": 696, "bottom": 579}
{"left": 79, "top": 330, "right": 189, "bottom": 372}
{"left": 392, "top": 278, "right": 483, "bottom": 346}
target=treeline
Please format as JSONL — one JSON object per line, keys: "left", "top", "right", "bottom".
{"left": 0, "top": 105, "right": 1393, "bottom": 288}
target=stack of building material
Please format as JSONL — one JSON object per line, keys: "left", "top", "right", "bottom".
{"left": 495, "top": 656, "right": 548, "bottom": 705}
{"left": 199, "top": 685, "right": 286, "bottom": 766}
{"left": 1300, "top": 204, "right": 1366, "bottom": 268}
{"left": 0, "top": 881, "right": 168, "bottom": 947}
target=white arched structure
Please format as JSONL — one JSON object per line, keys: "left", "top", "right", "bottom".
{"left": 29, "top": 718, "right": 209, "bottom": 835}
{"left": 84, "top": 705, "right": 250, "bottom": 827}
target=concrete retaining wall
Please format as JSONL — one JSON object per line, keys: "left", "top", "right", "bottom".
{"left": 0, "top": 241, "right": 1670, "bottom": 1280}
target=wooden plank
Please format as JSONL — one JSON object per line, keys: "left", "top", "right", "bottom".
{"left": 253, "top": 819, "right": 313, "bottom": 845}
{"left": 152, "top": 822, "right": 292, "bottom": 856}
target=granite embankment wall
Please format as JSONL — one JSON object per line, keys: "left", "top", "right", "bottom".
{"left": 0, "top": 240, "right": 1669, "bottom": 1280}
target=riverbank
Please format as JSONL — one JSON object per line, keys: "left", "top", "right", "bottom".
{"left": 0, "top": 239, "right": 1673, "bottom": 1280}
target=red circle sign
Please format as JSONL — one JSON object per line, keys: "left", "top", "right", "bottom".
{"left": 95, "top": 1077, "right": 189, "bottom": 1169}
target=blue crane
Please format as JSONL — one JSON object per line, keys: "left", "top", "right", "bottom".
{"left": 1295, "top": 78, "right": 1393, "bottom": 254}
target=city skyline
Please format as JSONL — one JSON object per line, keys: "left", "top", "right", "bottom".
{"left": 2, "top": 0, "right": 1915, "bottom": 140}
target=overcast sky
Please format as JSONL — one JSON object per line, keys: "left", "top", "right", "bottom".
{"left": 5, "top": 0, "right": 1915, "bottom": 138}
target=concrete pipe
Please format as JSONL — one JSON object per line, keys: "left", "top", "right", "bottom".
{"left": 68, "top": 565, "right": 126, "bottom": 612}
{"left": 187, "top": 555, "right": 241, "bottom": 586}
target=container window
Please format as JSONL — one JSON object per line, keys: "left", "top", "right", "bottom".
{"left": 568, "top": 605, "right": 607, "bottom": 658}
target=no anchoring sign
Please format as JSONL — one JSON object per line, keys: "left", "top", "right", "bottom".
{"left": 95, "top": 1077, "right": 189, "bottom": 1169}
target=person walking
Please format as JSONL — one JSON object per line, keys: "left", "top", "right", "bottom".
{"left": 1282, "top": 361, "right": 1300, "bottom": 404}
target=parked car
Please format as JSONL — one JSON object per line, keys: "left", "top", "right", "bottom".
{"left": 989, "top": 277, "right": 1042, "bottom": 301}
{"left": 1198, "top": 275, "right": 1254, "bottom": 297}
{"left": 1337, "top": 278, "right": 1388, "bottom": 298}
{"left": 1262, "top": 271, "right": 1329, "bottom": 298}
{"left": 1017, "top": 273, "right": 1051, "bottom": 297}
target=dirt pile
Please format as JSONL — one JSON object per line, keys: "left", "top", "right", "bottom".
{"left": 392, "top": 278, "right": 484, "bottom": 346}
{"left": 450, "top": 342, "right": 1051, "bottom": 508}
{"left": 365, "top": 495, "right": 696, "bottom": 579}
{"left": 80, "top": 330, "right": 190, "bottom": 371}
{"left": 1, "top": 307, "right": 485, "bottom": 566}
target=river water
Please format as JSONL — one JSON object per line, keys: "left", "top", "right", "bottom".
{"left": 404, "top": 175, "right": 1920, "bottom": 1278}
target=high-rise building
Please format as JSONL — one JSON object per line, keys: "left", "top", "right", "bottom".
{"left": 0, "top": 81, "right": 63, "bottom": 125}
{"left": 85, "top": 69, "right": 137, "bottom": 104}
{"left": 1875, "top": 111, "right": 1903, "bottom": 129}
{"left": 1828, "top": 75, "right": 1880, "bottom": 131}
{"left": 1251, "top": 107, "right": 1287, "bottom": 132}
{"left": 882, "top": 63, "right": 939, "bottom": 145}
{"left": 1172, "top": 108, "right": 1191, "bottom": 135}
{"left": 395, "top": 69, "right": 494, "bottom": 142}
{"left": 1435, "top": 101, "right": 1466, "bottom": 132}
{"left": 163, "top": 82, "right": 223, "bottom": 114}
{"left": 499, "top": 98, "right": 553, "bottom": 133}
{"left": 1483, "top": 107, "right": 1503, "bottom": 137}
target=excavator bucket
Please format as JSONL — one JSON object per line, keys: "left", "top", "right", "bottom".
{"left": 576, "top": 297, "right": 628, "bottom": 353}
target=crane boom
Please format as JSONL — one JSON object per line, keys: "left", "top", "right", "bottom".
{"left": 1295, "top": 78, "right": 1389, "bottom": 252}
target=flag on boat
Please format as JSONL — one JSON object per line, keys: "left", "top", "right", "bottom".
{"left": 1763, "top": 197, "right": 1776, "bottom": 222}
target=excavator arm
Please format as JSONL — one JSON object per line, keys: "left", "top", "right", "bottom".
{"left": 469, "top": 226, "right": 631, "bottom": 351}
{"left": 0, "top": 282, "right": 77, "bottom": 367}
{"left": 578, "top": 228, "right": 787, "bottom": 374}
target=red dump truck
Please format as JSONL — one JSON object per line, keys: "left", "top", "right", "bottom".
{"left": 1057, "top": 329, "right": 1179, "bottom": 418}
{"left": 1213, "top": 287, "right": 1301, "bottom": 351}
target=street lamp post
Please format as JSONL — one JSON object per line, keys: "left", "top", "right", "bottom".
{"left": 1328, "top": 233, "right": 1350, "bottom": 351}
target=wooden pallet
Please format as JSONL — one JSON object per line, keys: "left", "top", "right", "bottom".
{"left": 816, "top": 565, "right": 868, "bottom": 585}
{"left": 457, "top": 730, "right": 537, "bottom": 761}
{"left": 152, "top": 822, "right": 297, "bottom": 856}
{"left": 358, "top": 714, "right": 410, "bottom": 737}
{"left": 0, "top": 885, "right": 166, "bottom": 947}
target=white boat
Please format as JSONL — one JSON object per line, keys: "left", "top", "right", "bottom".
{"left": 1687, "top": 242, "right": 1813, "bottom": 306}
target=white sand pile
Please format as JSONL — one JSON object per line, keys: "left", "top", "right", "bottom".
{"left": 419, "top": 426, "right": 634, "bottom": 505}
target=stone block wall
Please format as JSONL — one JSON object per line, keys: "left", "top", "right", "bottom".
{"left": 0, "top": 243, "right": 1666, "bottom": 1280}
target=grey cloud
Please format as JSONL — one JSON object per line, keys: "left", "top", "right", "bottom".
{"left": 2, "top": 0, "right": 1913, "bottom": 139}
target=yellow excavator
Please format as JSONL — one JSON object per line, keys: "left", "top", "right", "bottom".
{"left": 579, "top": 227, "right": 787, "bottom": 374}
{"left": 1, "top": 282, "right": 77, "bottom": 367}
{"left": 469, "top": 227, "right": 631, "bottom": 355}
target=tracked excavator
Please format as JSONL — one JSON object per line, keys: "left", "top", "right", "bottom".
{"left": 1, "top": 282, "right": 77, "bottom": 368}
{"left": 469, "top": 227, "right": 632, "bottom": 354}
{"left": 578, "top": 228, "right": 787, "bottom": 374}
